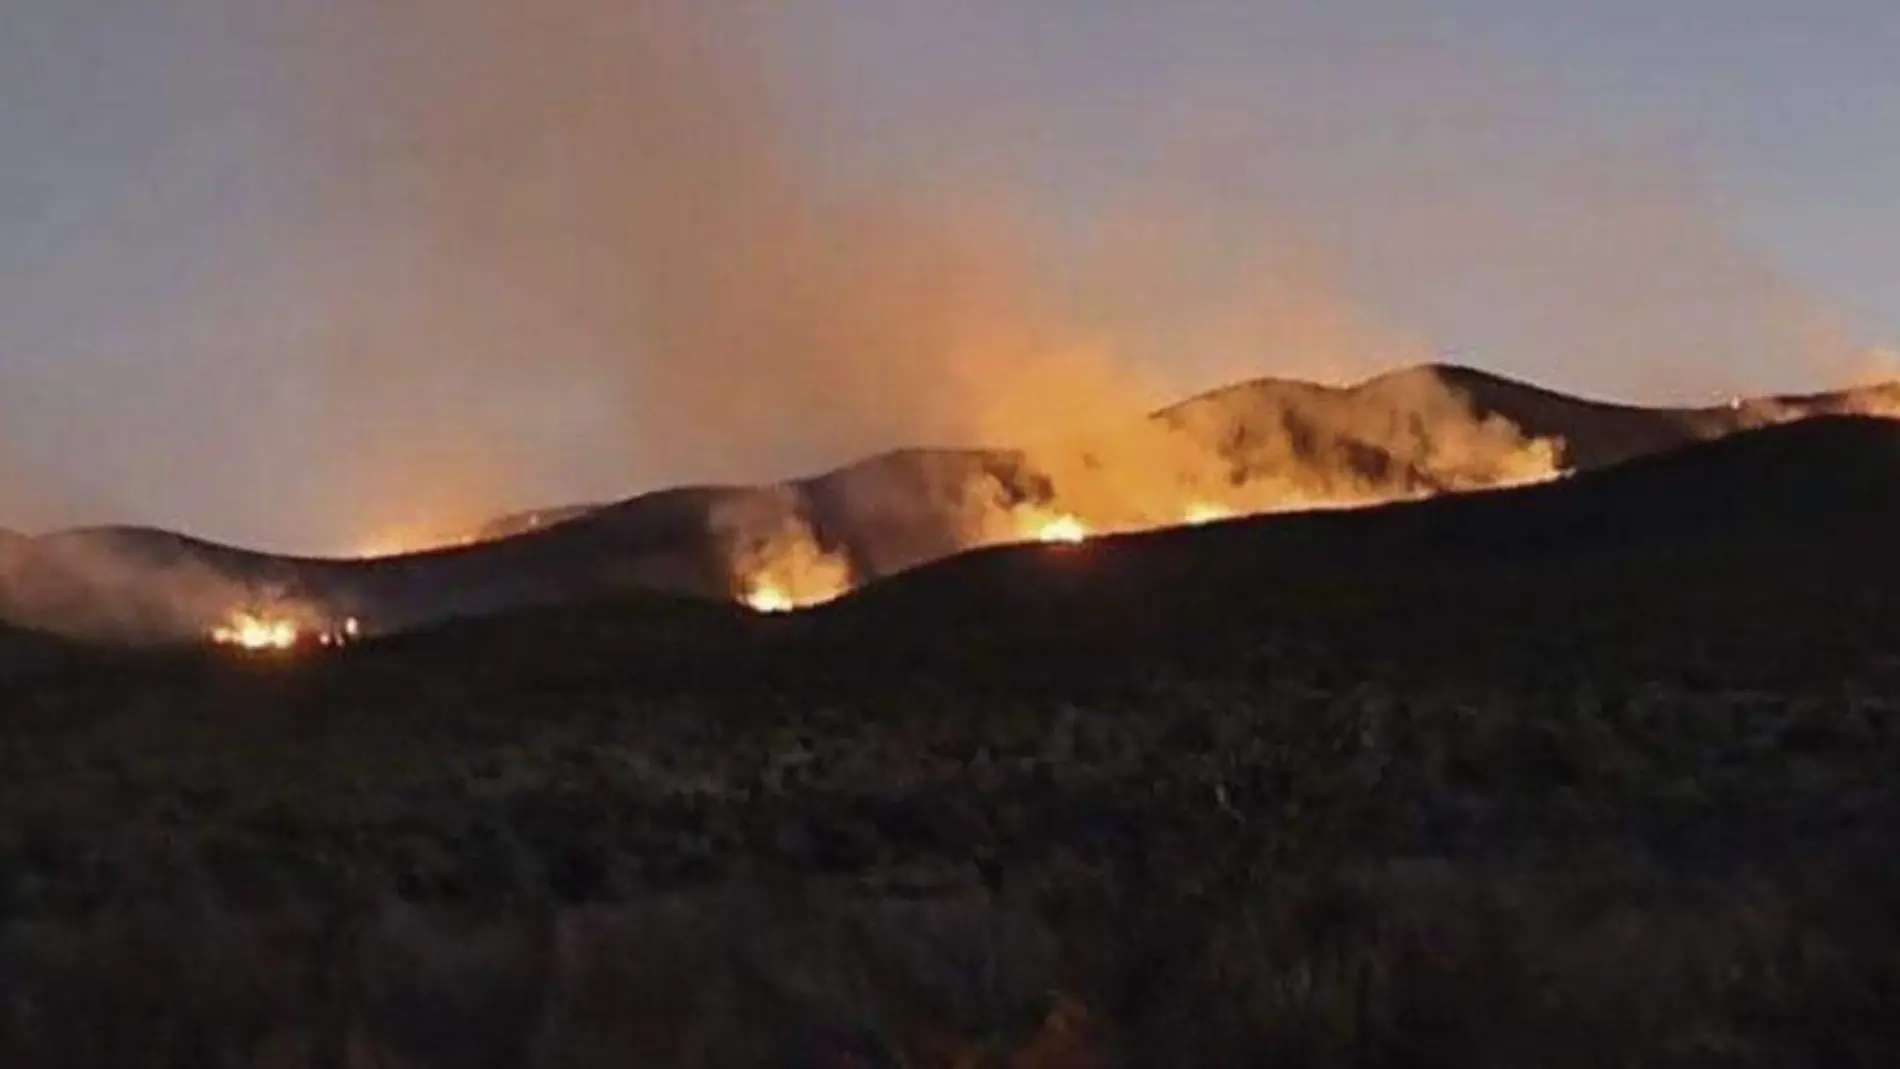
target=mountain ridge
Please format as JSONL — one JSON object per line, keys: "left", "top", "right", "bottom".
{"left": 4, "top": 363, "right": 1896, "bottom": 642}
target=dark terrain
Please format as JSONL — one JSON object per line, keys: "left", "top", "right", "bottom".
{"left": 3, "top": 416, "right": 1900, "bottom": 1066}
{"left": 4, "top": 362, "right": 1897, "bottom": 644}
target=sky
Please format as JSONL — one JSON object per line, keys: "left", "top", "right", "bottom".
{"left": 0, "top": 0, "right": 1896, "bottom": 552}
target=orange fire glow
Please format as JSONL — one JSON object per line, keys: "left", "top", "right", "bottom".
{"left": 1032, "top": 514, "right": 1090, "bottom": 544}
{"left": 209, "top": 611, "right": 362, "bottom": 652}
{"left": 1181, "top": 501, "right": 1235, "bottom": 525}
{"left": 739, "top": 578, "right": 847, "bottom": 614}
{"left": 209, "top": 611, "right": 299, "bottom": 651}
{"left": 741, "top": 581, "right": 796, "bottom": 613}
{"left": 349, "top": 522, "right": 478, "bottom": 560}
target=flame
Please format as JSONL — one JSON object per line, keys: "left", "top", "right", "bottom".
{"left": 1181, "top": 501, "right": 1235, "bottom": 526}
{"left": 209, "top": 610, "right": 362, "bottom": 652}
{"left": 739, "top": 571, "right": 847, "bottom": 614}
{"left": 209, "top": 611, "right": 300, "bottom": 652}
{"left": 1032, "top": 514, "right": 1090, "bottom": 544}
{"left": 741, "top": 582, "right": 794, "bottom": 613}
{"left": 724, "top": 509, "right": 855, "bottom": 613}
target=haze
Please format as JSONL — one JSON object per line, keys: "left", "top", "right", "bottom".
{"left": 2, "top": 0, "right": 1895, "bottom": 553}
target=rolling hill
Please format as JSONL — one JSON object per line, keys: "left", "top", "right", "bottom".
{"left": 3, "top": 363, "right": 1895, "bottom": 643}
{"left": 296, "top": 413, "right": 1900, "bottom": 694}
{"left": 8, "top": 411, "right": 1900, "bottom": 1068}
{"left": 819, "top": 414, "right": 1900, "bottom": 634}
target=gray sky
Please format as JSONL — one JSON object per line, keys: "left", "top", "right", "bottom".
{"left": 1, "top": 1, "right": 1895, "bottom": 552}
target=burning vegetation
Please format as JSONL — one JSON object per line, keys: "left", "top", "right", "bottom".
{"left": 1182, "top": 501, "right": 1237, "bottom": 526}
{"left": 711, "top": 375, "right": 1577, "bottom": 614}
{"left": 1027, "top": 513, "right": 1091, "bottom": 545}
{"left": 208, "top": 611, "right": 299, "bottom": 651}
{"left": 208, "top": 608, "right": 360, "bottom": 652}
{"left": 718, "top": 498, "right": 855, "bottom": 615}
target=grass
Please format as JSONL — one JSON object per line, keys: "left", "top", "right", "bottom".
{"left": 4, "top": 857, "right": 1897, "bottom": 1067}
{"left": 2, "top": 537, "right": 1899, "bottom": 1064}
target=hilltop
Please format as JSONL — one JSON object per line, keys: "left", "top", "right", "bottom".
{"left": 3, "top": 362, "right": 1895, "bottom": 643}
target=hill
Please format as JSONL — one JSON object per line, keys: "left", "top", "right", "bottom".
{"left": 465, "top": 502, "right": 606, "bottom": 542}
{"left": 6, "top": 416, "right": 1900, "bottom": 1065}
{"left": 818, "top": 414, "right": 1900, "bottom": 641}
{"left": 4, "top": 363, "right": 1896, "bottom": 642}
{"left": 422, "top": 363, "right": 1900, "bottom": 619}
{"left": 289, "top": 414, "right": 1900, "bottom": 696}
{"left": 1160, "top": 361, "right": 1900, "bottom": 471}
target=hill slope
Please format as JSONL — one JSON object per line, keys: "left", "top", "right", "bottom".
{"left": 8, "top": 415, "right": 1900, "bottom": 1067}
{"left": 808, "top": 415, "right": 1900, "bottom": 656}
{"left": 316, "top": 414, "right": 1900, "bottom": 693}
{"left": 3, "top": 364, "right": 1895, "bottom": 642}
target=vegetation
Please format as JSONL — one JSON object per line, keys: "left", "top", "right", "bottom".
{"left": 4, "top": 511, "right": 1900, "bottom": 1063}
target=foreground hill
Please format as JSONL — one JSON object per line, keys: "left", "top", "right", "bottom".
{"left": 0, "top": 618, "right": 83, "bottom": 684}
{"left": 5, "top": 416, "right": 1900, "bottom": 1066}
{"left": 3, "top": 363, "right": 1895, "bottom": 642}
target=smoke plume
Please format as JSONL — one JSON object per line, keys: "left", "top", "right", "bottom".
{"left": 0, "top": 532, "right": 321, "bottom": 643}
{"left": 0, "top": 0, "right": 1885, "bottom": 565}
{"left": 710, "top": 488, "right": 856, "bottom": 611}
{"left": 272, "top": 2, "right": 1875, "bottom": 548}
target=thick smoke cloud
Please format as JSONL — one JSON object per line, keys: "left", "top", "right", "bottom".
{"left": 0, "top": 0, "right": 1885, "bottom": 554}
{"left": 291, "top": 0, "right": 1154, "bottom": 526}
{"left": 267, "top": 0, "right": 1887, "bottom": 549}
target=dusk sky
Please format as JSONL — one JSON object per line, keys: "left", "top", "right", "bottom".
{"left": 2, "top": 1, "right": 1896, "bottom": 552}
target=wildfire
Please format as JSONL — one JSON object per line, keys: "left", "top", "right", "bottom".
{"left": 727, "top": 514, "right": 855, "bottom": 614}
{"left": 739, "top": 575, "right": 849, "bottom": 614}
{"left": 1032, "top": 514, "right": 1090, "bottom": 544}
{"left": 742, "top": 581, "right": 797, "bottom": 614}
{"left": 1182, "top": 501, "right": 1235, "bottom": 525}
{"left": 209, "top": 611, "right": 362, "bottom": 652}
{"left": 209, "top": 611, "right": 299, "bottom": 651}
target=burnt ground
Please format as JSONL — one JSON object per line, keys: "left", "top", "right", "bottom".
{"left": 3, "top": 419, "right": 1900, "bottom": 1066}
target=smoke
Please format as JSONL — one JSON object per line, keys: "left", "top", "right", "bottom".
{"left": 1724, "top": 380, "right": 1900, "bottom": 429}
{"left": 2, "top": 0, "right": 1888, "bottom": 571}
{"left": 953, "top": 368, "right": 1569, "bottom": 554}
{"left": 251, "top": 0, "right": 1888, "bottom": 600}
{"left": 710, "top": 488, "right": 855, "bottom": 611}
{"left": 267, "top": 0, "right": 1560, "bottom": 583}
{"left": 0, "top": 531, "right": 321, "bottom": 643}
{"left": 273, "top": 1, "right": 1880, "bottom": 540}
{"left": 287, "top": 0, "right": 1146, "bottom": 515}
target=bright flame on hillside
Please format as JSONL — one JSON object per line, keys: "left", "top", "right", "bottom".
{"left": 722, "top": 509, "right": 856, "bottom": 614}
{"left": 209, "top": 610, "right": 362, "bottom": 652}
{"left": 1182, "top": 501, "right": 1235, "bottom": 526}
{"left": 1033, "top": 515, "right": 1090, "bottom": 544}
{"left": 209, "top": 611, "right": 300, "bottom": 652}
{"left": 739, "top": 576, "right": 847, "bottom": 613}
{"left": 741, "top": 582, "right": 798, "bottom": 614}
